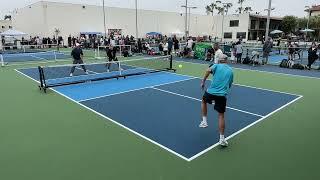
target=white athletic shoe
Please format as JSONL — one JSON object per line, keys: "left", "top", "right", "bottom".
{"left": 85, "top": 71, "right": 89, "bottom": 75}
{"left": 199, "top": 121, "right": 208, "bottom": 128}
{"left": 70, "top": 73, "right": 73, "bottom": 77}
{"left": 107, "top": 69, "right": 110, "bottom": 73}
{"left": 219, "top": 139, "right": 229, "bottom": 147}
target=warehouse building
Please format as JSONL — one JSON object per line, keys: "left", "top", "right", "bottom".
{"left": 11, "top": 1, "right": 282, "bottom": 42}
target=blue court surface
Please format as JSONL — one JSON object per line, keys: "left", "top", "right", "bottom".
{"left": 1, "top": 51, "right": 68, "bottom": 64}
{"left": 17, "top": 67, "right": 302, "bottom": 161}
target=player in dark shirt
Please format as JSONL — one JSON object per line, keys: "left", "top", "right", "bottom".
{"left": 106, "top": 45, "right": 122, "bottom": 72}
{"left": 70, "top": 43, "right": 88, "bottom": 76}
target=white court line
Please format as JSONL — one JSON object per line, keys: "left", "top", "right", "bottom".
{"left": 14, "top": 69, "right": 190, "bottom": 161}
{"left": 151, "top": 87, "right": 264, "bottom": 118}
{"left": 188, "top": 95, "right": 303, "bottom": 161}
{"left": 174, "top": 59, "right": 320, "bottom": 80}
{"left": 75, "top": 67, "right": 98, "bottom": 74}
{"left": 78, "top": 77, "right": 197, "bottom": 102}
{"left": 15, "top": 68, "right": 304, "bottom": 162}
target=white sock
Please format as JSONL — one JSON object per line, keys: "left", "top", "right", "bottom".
{"left": 220, "top": 135, "right": 225, "bottom": 140}
{"left": 202, "top": 116, "right": 207, "bottom": 122}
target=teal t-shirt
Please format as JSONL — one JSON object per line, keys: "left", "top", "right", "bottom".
{"left": 207, "top": 64, "right": 234, "bottom": 97}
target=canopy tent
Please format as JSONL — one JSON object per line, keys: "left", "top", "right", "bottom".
{"left": 80, "top": 32, "right": 103, "bottom": 35}
{"left": 0, "top": 29, "right": 27, "bottom": 36}
{"left": 270, "top": 30, "right": 283, "bottom": 34}
{"left": 146, "top": 32, "right": 162, "bottom": 36}
{"left": 300, "top": 29, "right": 315, "bottom": 33}
{"left": 169, "top": 31, "right": 184, "bottom": 37}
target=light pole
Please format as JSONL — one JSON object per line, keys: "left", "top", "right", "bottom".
{"left": 305, "top": 6, "right": 311, "bottom": 29}
{"left": 102, "top": 0, "right": 107, "bottom": 38}
{"left": 265, "top": 0, "right": 272, "bottom": 42}
{"left": 188, "top": 6, "right": 197, "bottom": 36}
{"left": 135, "top": 0, "right": 138, "bottom": 39}
{"left": 182, "top": 0, "right": 188, "bottom": 39}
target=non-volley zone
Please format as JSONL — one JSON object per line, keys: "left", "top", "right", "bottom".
{"left": 17, "top": 67, "right": 302, "bottom": 161}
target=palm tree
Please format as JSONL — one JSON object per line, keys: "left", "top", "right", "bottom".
{"left": 224, "top": 3, "right": 233, "bottom": 15}
{"left": 243, "top": 7, "right": 252, "bottom": 13}
{"left": 237, "top": 0, "right": 246, "bottom": 14}
{"left": 216, "top": 6, "right": 225, "bottom": 15}
{"left": 205, "top": 3, "right": 217, "bottom": 16}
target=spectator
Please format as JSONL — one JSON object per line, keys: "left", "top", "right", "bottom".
{"left": 163, "top": 41, "right": 168, "bottom": 55}
{"left": 307, "top": 42, "right": 318, "bottom": 70}
{"left": 173, "top": 37, "right": 180, "bottom": 55}
{"left": 168, "top": 38, "right": 173, "bottom": 55}
{"left": 68, "top": 35, "right": 72, "bottom": 47}
{"left": 235, "top": 41, "right": 243, "bottom": 63}
{"left": 262, "top": 37, "right": 273, "bottom": 65}
{"left": 213, "top": 43, "right": 223, "bottom": 64}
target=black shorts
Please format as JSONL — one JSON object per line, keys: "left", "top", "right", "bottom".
{"left": 73, "top": 59, "right": 84, "bottom": 64}
{"left": 202, "top": 91, "right": 227, "bottom": 113}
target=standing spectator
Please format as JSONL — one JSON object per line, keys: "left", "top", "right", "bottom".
{"left": 213, "top": 43, "right": 223, "bottom": 64}
{"left": 262, "top": 37, "right": 273, "bottom": 65}
{"left": 168, "top": 38, "right": 173, "bottom": 55}
{"left": 72, "top": 36, "right": 76, "bottom": 47}
{"left": 163, "top": 41, "right": 168, "bottom": 55}
{"left": 137, "top": 39, "right": 142, "bottom": 53}
{"left": 307, "top": 42, "right": 318, "bottom": 70}
{"left": 173, "top": 37, "right": 179, "bottom": 55}
{"left": 288, "top": 41, "right": 295, "bottom": 61}
{"left": 235, "top": 41, "right": 243, "bottom": 63}
{"left": 187, "top": 37, "right": 194, "bottom": 53}
{"left": 68, "top": 35, "right": 72, "bottom": 48}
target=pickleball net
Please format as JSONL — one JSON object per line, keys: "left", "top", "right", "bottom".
{"left": 38, "top": 55, "right": 175, "bottom": 92}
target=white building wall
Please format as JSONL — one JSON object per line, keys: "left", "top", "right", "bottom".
{"left": 311, "top": 11, "right": 320, "bottom": 16}
{"left": 12, "top": 1, "right": 214, "bottom": 40}
{"left": 212, "top": 13, "right": 250, "bottom": 42}
{"left": 12, "top": 2, "right": 47, "bottom": 37}
{"left": 0, "top": 20, "right": 12, "bottom": 33}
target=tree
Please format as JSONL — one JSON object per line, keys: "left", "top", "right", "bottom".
{"left": 205, "top": 3, "right": 217, "bottom": 16}
{"left": 4, "top": 15, "right": 11, "bottom": 20}
{"left": 224, "top": 3, "right": 233, "bottom": 15}
{"left": 297, "top": 17, "right": 308, "bottom": 29}
{"left": 281, "top": 16, "right": 297, "bottom": 35}
{"left": 237, "top": 0, "right": 246, "bottom": 14}
{"left": 216, "top": 6, "right": 225, "bottom": 15}
{"left": 243, "top": 7, "right": 252, "bottom": 13}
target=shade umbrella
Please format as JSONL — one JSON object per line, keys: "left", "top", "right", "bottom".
{"left": 300, "top": 29, "right": 315, "bottom": 33}
{"left": 270, "top": 30, "right": 283, "bottom": 34}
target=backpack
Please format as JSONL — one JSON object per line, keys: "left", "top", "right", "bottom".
{"left": 292, "top": 63, "right": 305, "bottom": 70}
{"left": 280, "top": 59, "right": 289, "bottom": 68}
{"left": 242, "top": 57, "right": 251, "bottom": 64}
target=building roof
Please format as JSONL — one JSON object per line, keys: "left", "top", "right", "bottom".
{"left": 305, "top": 5, "right": 320, "bottom": 13}
{"left": 249, "top": 14, "right": 282, "bottom": 21}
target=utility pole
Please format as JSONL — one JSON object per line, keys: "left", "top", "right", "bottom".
{"left": 181, "top": 1, "right": 197, "bottom": 39}
{"left": 135, "top": 0, "right": 138, "bottom": 39}
{"left": 185, "top": 0, "right": 188, "bottom": 38}
{"left": 265, "top": 0, "right": 272, "bottom": 42}
{"left": 102, "top": 0, "right": 107, "bottom": 37}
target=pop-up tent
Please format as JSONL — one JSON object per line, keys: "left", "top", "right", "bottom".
{"left": 0, "top": 29, "right": 27, "bottom": 36}
{"left": 146, "top": 32, "right": 162, "bottom": 36}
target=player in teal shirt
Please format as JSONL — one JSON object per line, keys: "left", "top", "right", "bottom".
{"left": 200, "top": 55, "right": 234, "bottom": 147}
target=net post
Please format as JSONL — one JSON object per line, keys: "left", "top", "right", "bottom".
{"left": 119, "top": 60, "right": 122, "bottom": 76}
{"left": 0, "top": 54, "right": 4, "bottom": 67}
{"left": 54, "top": 51, "right": 57, "bottom": 62}
{"left": 119, "top": 46, "right": 122, "bottom": 56}
{"left": 170, "top": 55, "right": 173, "bottom": 70}
{"left": 97, "top": 46, "right": 100, "bottom": 58}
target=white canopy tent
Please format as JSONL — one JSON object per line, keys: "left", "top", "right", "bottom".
{"left": 270, "top": 30, "right": 283, "bottom": 34}
{"left": 0, "top": 29, "right": 28, "bottom": 36}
